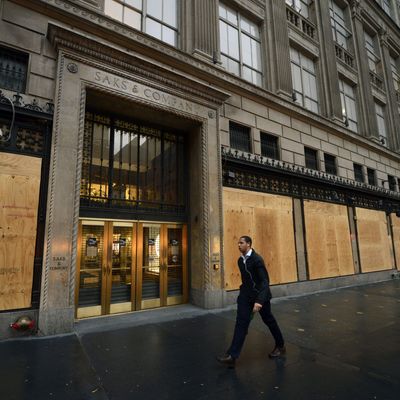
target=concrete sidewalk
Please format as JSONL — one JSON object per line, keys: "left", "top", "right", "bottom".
{"left": 1, "top": 280, "right": 399, "bottom": 400}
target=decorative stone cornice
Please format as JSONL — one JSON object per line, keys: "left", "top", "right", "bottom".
{"left": 0, "top": 89, "right": 54, "bottom": 116}
{"left": 350, "top": 0, "right": 362, "bottom": 20}
{"left": 47, "top": 23, "right": 230, "bottom": 107}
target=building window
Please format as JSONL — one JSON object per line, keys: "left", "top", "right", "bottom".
{"left": 364, "top": 31, "right": 380, "bottom": 73}
{"left": 104, "top": 0, "right": 178, "bottom": 46}
{"left": 0, "top": 46, "right": 28, "bottom": 93}
{"left": 290, "top": 47, "right": 319, "bottom": 113}
{"left": 285, "top": 0, "right": 310, "bottom": 18}
{"left": 329, "top": 0, "right": 351, "bottom": 50}
{"left": 229, "top": 122, "right": 251, "bottom": 153}
{"left": 219, "top": 3, "right": 262, "bottom": 85}
{"left": 390, "top": 54, "right": 400, "bottom": 93}
{"left": 353, "top": 163, "right": 364, "bottom": 183}
{"left": 304, "top": 147, "right": 318, "bottom": 170}
{"left": 81, "top": 112, "right": 186, "bottom": 212}
{"left": 339, "top": 79, "right": 358, "bottom": 132}
{"left": 324, "top": 153, "right": 337, "bottom": 175}
{"left": 388, "top": 175, "right": 397, "bottom": 191}
{"left": 260, "top": 132, "right": 279, "bottom": 160}
{"left": 382, "top": 0, "right": 393, "bottom": 15}
{"left": 367, "top": 168, "right": 377, "bottom": 186}
{"left": 375, "top": 102, "right": 387, "bottom": 146}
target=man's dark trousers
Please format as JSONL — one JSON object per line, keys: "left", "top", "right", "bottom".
{"left": 228, "top": 294, "right": 284, "bottom": 359}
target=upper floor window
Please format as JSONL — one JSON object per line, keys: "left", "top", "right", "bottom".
{"left": 364, "top": 31, "right": 380, "bottom": 73}
{"left": 260, "top": 132, "right": 280, "bottom": 160}
{"left": 329, "top": 0, "right": 351, "bottom": 50}
{"left": 388, "top": 175, "right": 397, "bottom": 191}
{"left": 290, "top": 47, "right": 319, "bottom": 113}
{"left": 104, "top": 0, "right": 178, "bottom": 46}
{"left": 324, "top": 153, "right": 337, "bottom": 175}
{"left": 367, "top": 168, "right": 377, "bottom": 186}
{"left": 339, "top": 79, "right": 358, "bottom": 132}
{"left": 285, "top": 0, "right": 310, "bottom": 18}
{"left": 353, "top": 163, "right": 364, "bottom": 183}
{"left": 375, "top": 101, "right": 387, "bottom": 146}
{"left": 229, "top": 121, "right": 251, "bottom": 153}
{"left": 390, "top": 54, "right": 400, "bottom": 92}
{"left": 382, "top": 0, "right": 393, "bottom": 15}
{"left": 304, "top": 147, "right": 318, "bottom": 170}
{"left": 0, "top": 46, "right": 28, "bottom": 93}
{"left": 219, "top": 3, "right": 262, "bottom": 85}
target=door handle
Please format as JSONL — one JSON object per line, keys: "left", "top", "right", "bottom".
{"left": 107, "top": 265, "right": 111, "bottom": 276}
{"left": 103, "top": 265, "right": 107, "bottom": 276}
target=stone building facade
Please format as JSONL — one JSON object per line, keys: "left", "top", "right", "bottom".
{"left": 0, "top": 0, "right": 400, "bottom": 338}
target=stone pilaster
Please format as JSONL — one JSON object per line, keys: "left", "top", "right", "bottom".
{"left": 350, "top": 0, "right": 379, "bottom": 139}
{"left": 314, "top": 0, "right": 343, "bottom": 121}
{"left": 378, "top": 29, "right": 400, "bottom": 151}
{"left": 191, "top": 0, "right": 219, "bottom": 62}
{"left": 267, "top": 0, "right": 292, "bottom": 99}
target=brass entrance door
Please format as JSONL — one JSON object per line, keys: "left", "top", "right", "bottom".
{"left": 76, "top": 220, "right": 187, "bottom": 318}
{"left": 76, "top": 220, "right": 136, "bottom": 318}
{"left": 138, "top": 223, "right": 188, "bottom": 309}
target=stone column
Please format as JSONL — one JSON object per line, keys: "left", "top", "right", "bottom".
{"left": 190, "top": 0, "right": 219, "bottom": 62}
{"left": 266, "top": 0, "right": 292, "bottom": 99}
{"left": 378, "top": 29, "right": 400, "bottom": 151}
{"left": 314, "top": 0, "right": 343, "bottom": 121}
{"left": 38, "top": 54, "right": 83, "bottom": 335}
{"left": 349, "top": 0, "right": 379, "bottom": 139}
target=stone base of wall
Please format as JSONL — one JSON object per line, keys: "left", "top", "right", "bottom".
{"left": 224, "top": 270, "right": 398, "bottom": 305}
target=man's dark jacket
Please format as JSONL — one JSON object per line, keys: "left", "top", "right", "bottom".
{"left": 238, "top": 250, "right": 272, "bottom": 304}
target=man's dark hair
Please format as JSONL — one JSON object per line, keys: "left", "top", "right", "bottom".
{"left": 240, "top": 236, "right": 252, "bottom": 246}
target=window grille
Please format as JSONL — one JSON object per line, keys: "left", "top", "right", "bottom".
{"left": 367, "top": 168, "right": 376, "bottom": 186}
{"left": 324, "top": 153, "right": 337, "bottom": 175}
{"left": 353, "top": 163, "right": 364, "bottom": 183}
{"left": 229, "top": 121, "right": 251, "bottom": 153}
{"left": 0, "top": 47, "right": 28, "bottom": 93}
{"left": 304, "top": 147, "right": 318, "bottom": 170}
{"left": 260, "top": 132, "right": 279, "bottom": 160}
{"left": 388, "top": 175, "right": 396, "bottom": 191}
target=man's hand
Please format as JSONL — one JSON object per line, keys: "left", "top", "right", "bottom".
{"left": 253, "top": 303, "right": 262, "bottom": 313}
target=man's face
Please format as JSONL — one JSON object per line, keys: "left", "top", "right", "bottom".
{"left": 238, "top": 238, "right": 251, "bottom": 254}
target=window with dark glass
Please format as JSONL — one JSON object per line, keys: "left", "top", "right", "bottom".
{"left": 367, "top": 168, "right": 377, "bottom": 186}
{"left": 81, "top": 112, "right": 185, "bottom": 212}
{"left": 304, "top": 147, "right": 318, "bottom": 170}
{"left": 324, "top": 153, "right": 337, "bottom": 175}
{"left": 353, "top": 163, "right": 364, "bottom": 183}
{"left": 229, "top": 121, "right": 251, "bottom": 153}
{"left": 388, "top": 175, "right": 396, "bottom": 191}
{"left": 260, "top": 132, "right": 279, "bottom": 160}
{"left": 0, "top": 46, "right": 28, "bottom": 93}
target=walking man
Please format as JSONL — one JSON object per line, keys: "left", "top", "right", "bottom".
{"left": 217, "top": 236, "right": 285, "bottom": 367}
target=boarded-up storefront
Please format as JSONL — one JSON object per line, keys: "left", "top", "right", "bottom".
{"left": 223, "top": 188, "right": 297, "bottom": 290}
{"left": 303, "top": 200, "right": 354, "bottom": 279}
{"left": 0, "top": 153, "right": 41, "bottom": 310}
{"left": 356, "top": 208, "right": 393, "bottom": 272}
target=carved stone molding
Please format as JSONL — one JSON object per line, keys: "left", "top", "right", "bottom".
{"left": 0, "top": 89, "right": 54, "bottom": 115}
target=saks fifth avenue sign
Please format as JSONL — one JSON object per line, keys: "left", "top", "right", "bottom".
{"left": 94, "top": 71, "right": 197, "bottom": 113}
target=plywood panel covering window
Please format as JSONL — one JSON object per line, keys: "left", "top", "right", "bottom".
{"left": 223, "top": 188, "right": 297, "bottom": 290}
{"left": 0, "top": 153, "right": 41, "bottom": 310}
{"left": 303, "top": 201, "right": 354, "bottom": 279}
{"left": 356, "top": 208, "right": 393, "bottom": 272}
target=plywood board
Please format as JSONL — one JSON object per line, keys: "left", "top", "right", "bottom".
{"left": 390, "top": 214, "right": 400, "bottom": 271}
{"left": 0, "top": 153, "right": 42, "bottom": 310}
{"left": 356, "top": 208, "right": 393, "bottom": 272}
{"left": 223, "top": 188, "right": 297, "bottom": 290}
{"left": 304, "top": 201, "right": 354, "bottom": 279}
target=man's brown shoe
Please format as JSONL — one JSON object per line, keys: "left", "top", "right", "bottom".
{"left": 216, "top": 354, "right": 236, "bottom": 367}
{"left": 268, "top": 346, "right": 286, "bottom": 358}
